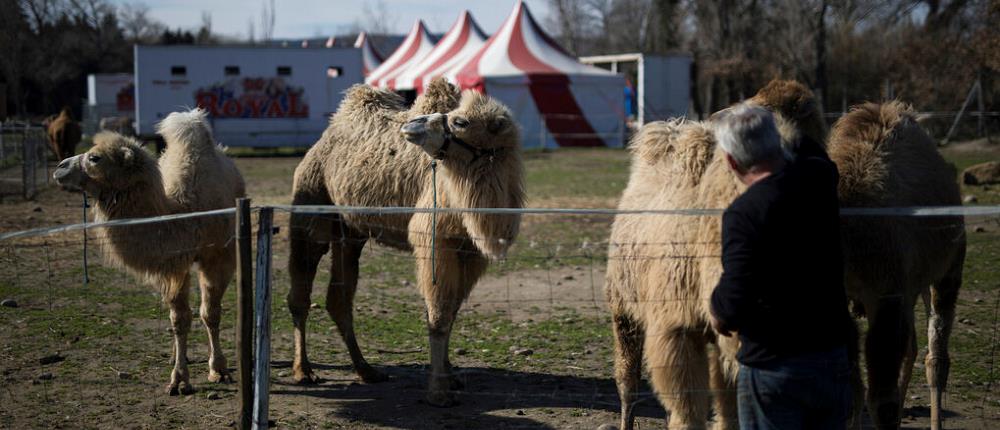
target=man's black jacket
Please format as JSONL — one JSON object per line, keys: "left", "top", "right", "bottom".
{"left": 710, "top": 140, "right": 853, "bottom": 366}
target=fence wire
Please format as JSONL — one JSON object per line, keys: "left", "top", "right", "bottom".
{"left": 1, "top": 206, "right": 999, "bottom": 429}
{"left": 0, "top": 122, "right": 49, "bottom": 202}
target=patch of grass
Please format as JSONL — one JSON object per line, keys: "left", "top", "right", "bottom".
{"left": 523, "top": 148, "right": 630, "bottom": 205}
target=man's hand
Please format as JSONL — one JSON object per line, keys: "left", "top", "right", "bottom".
{"left": 710, "top": 313, "right": 732, "bottom": 337}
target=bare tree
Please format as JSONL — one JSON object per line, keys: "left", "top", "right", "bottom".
{"left": 119, "top": 2, "right": 164, "bottom": 43}
{"left": 260, "top": 0, "right": 275, "bottom": 42}
{"left": 247, "top": 17, "right": 255, "bottom": 44}
{"left": 359, "top": 0, "right": 397, "bottom": 35}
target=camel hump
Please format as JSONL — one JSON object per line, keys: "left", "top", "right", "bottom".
{"left": 828, "top": 101, "right": 919, "bottom": 205}
{"left": 156, "top": 108, "right": 216, "bottom": 152}
{"left": 338, "top": 84, "right": 405, "bottom": 119}
{"left": 632, "top": 119, "right": 715, "bottom": 182}
{"left": 411, "top": 78, "right": 461, "bottom": 114}
{"left": 749, "top": 79, "right": 817, "bottom": 120}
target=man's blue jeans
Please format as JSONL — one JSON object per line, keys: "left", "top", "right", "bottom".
{"left": 737, "top": 347, "right": 852, "bottom": 430}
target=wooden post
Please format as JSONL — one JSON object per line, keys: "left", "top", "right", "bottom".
{"left": 82, "top": 193, "right": 90, "bottom": 285}
{"left": 252, "top": 207, "right": 274, "bottom": 430}
{"left": 944, "top": 80, "right": 980, "bottom": 145}
{"left": 977, "top": 77, "right": 985, "bottom": 138}
{"left": 235, "top": 198, "right": 253, "bottom": 430}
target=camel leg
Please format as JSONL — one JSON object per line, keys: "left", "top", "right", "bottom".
{"left": 864, "top": 294, "right": 913, "bottom": 429}
{"left": 898, "top": 317, "right": 918, "bottom": 410}
{"left": 612, "top": 313, "right": 644, "bottom": 430}
{"left": 708, "top": 340, "right": 738, "bottom": 430}
{"left": 646, "top": 325, "right": 710, "bottom": 429}
{"left": 846, "top": 317, "right": 865, "bottom": 430}
{"left": 420, "top": 243, "right": 487, "bottom": 407}
{"left": 198, "top": 252, "right": 234, "bottom": 383}
{"left": 165, "top": 275, "right": 194, "bottom": 395}
{"left": 927, "top": 253, "right": 963, "bottom": 430}
{"left": 326, "top": 236, "right": 386, "bottom": 383}
{"left": 288, "top": 212, "right": 330, "bottom": 383}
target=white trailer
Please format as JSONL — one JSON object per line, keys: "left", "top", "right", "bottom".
{"left": 578, "top": 53, "right": 692, "bottom": 125}
{"left": 134, "top": 45, "right": 362, "bottom": 147}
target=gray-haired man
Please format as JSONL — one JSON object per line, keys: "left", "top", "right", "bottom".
{"left": 709, "top": 103, "right": 854, "bottom": 429}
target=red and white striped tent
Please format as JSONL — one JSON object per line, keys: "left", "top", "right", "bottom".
{"left": 353, "top": 32, "right": 383, "bottom": 77}
{"left": 365, "top": 20, "right": 435, "bottom": 88}
{"left": 448, "top": 1, "right": 624, "bottom": 148}
{"left": 394, "top": 11, "right": 488, "bottom": 93}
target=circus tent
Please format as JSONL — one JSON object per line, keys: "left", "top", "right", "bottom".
{"left": 365, "top": 20, "right": 435, "bottom": 88}
{"left": 354, "top": 32, "right": 384, "bottom": 77}
{"left": 445, "top": 1, "right": 624, "bottom": 148}
{"left": 393, "top": 11, "right": 488, "bottom": 92}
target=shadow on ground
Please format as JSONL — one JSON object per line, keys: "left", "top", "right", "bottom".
{"left": 270, "top": 361, "right": 665, "bottom": 429}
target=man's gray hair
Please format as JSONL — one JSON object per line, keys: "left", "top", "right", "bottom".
{"left": 712, "top": 103, "right": 785, "bottom": 170}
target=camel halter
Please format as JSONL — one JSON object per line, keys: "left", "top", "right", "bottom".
{"left": 434, "top": 114, "right": 501, "bottom": 163}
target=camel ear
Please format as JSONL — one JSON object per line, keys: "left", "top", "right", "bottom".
{"left": 487, "top": 117, "right": 510, "bottom": 134}
{"left": 120, "top": 145, "right": 135, "bottom": 164}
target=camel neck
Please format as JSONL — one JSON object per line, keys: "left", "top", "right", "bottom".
{"left": 94, "top": 179, "right": 170, "bottom": 221}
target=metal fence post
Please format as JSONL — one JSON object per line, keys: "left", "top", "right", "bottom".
{"left": 235, "top": 198, "right": 254, "bottom": 430}
{"left": 252, "top": 207, "right": 273, "bottom": 430}
{"left": 22, "top": 123, "right": 35, "bottom": 200}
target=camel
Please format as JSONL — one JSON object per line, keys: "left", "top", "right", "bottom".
{"left": 287, "top": 78, "right": 524, "bottom": 406}
{"left": 47, "top": 107, "right": 82, "bottom": 161}
{"left": 52, "top": 109, "right": 246, "bottom": 395}
{"left": 99, "top": 116, "right": 136, "bottom": 137}
{"left": 828, "top": 101, "right": 965, "bottom": 430}
{"left": 605, "top": 80, "right": 832, "bottom": 429}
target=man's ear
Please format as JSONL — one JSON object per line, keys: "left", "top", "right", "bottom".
{"left": 725, "top": 153, "right": 743, "bottom": 174}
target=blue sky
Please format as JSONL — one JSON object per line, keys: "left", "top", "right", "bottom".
{"left": 107, "top": 0, "right": 554, "bottom": 39}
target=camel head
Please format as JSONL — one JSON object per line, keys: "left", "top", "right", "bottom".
{"left": 53, "top": 132, "right": 156, "bottom": 195}
{"left": 748, "top": 79, "right": 827, "bottom": 149}
{"left": 401, "top": 91, "right": 518, "bottom": 163}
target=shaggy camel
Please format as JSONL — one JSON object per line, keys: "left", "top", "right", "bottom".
{"left": 47, "top": 107, "right": 82, "bottom": 161}
{"left": 605, "top": 80, "right": 832, "bottom": 429}
{"left": 288, "top": 78, "right": 524, "bottom": 406}
{"left": 52, "top": 109, "right": 246, "bottom": 395}
{"left": 829, "top": 101, "right": 965, "bottom": 430}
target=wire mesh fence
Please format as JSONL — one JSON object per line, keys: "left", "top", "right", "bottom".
{"left": 0, "top": 122, "right": 50, "bottom": 201}
{"left": 1, "top": 205, "right": 999, "bottom": 429}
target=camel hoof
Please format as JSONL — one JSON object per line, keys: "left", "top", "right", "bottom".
{"left": 208, "top": 371, "right": 232, "bottom": 383}
{"left": 293, "top": 370, "right": 322, "bottom": 385}
{"left": 358, "top": 367, "right": 388, "bottom": 384}
{"left": 166, "top": 381, "right": 195, "bottom": 396}
{"left": 426, "top": 390, "right": 458, "bottom": 408}
{"left": 449, "top": 376, "right": 465, "bottom": 391}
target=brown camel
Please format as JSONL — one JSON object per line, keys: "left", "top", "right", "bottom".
{"left": 829, "top": 101, "right": 965, "bottom": 430}
{"left": 47, "top": 107, "right": 82, "bottom": 161}
{"left": 287, "top": 78, "right": 524, "bottom": 406}
{"left": 52, "top": 109, "right": 246, "bottom": 395}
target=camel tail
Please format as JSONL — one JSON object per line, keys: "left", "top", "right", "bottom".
{"left": 155, "top": 108, "right": 216, "bottom": 153}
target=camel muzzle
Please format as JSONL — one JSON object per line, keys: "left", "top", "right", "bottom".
{"left": 401, "top": 117, "right": 429, "bottom": 143}
{"left": 53, "top": 155, "right": 84, "bottom": 191}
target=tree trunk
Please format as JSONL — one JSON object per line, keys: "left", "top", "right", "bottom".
{"left": 815, "top": 0, "right": 829, "bottom": 110}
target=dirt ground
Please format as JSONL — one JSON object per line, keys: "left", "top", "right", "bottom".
{"left": 2, "top": 148, "right": 1000, "bottom": 429}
